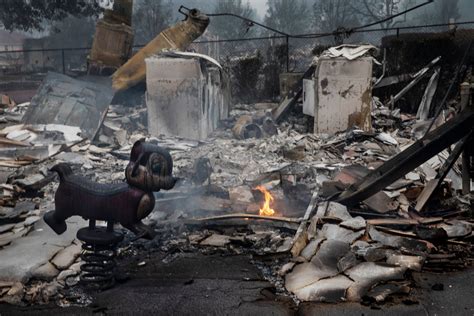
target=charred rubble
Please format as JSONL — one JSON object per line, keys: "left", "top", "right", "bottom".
{"left": 0, "top": 6, "right": 473, "bottom": 313}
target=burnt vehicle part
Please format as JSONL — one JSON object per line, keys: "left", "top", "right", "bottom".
{"left": 112, "top": 7, "right": 209, "bottom": 91}
{"left": 43, "top": 141, "right": 176, "bottom": 289}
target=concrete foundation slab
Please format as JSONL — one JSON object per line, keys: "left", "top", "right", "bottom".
{"left": 0, "top": 217, "right": 85, "bottom": 283}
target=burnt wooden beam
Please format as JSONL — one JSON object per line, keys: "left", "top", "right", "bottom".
{"left": 190, "top": 213, "right": 302, "bottom": 223}
{"left": 415, "top": 134, "right": 471, "bottom": 211}
{"left": 335, "top": 109, "right": 474, "bottom": 207}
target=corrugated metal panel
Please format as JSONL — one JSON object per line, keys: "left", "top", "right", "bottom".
{"left": 22, "top": 72, "right": 114, "bottom": 140}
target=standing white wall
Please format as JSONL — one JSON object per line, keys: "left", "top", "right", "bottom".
{"left": 303, "top": 57, "right": 372, "bottom": 134}
{"left": 145, "top": 56, "right": 229, "bottom": 140}
{"left": 313, "top": 57, "right": 372, "bottom": 134}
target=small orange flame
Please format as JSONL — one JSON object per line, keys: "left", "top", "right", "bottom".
{"left": 255, "top": 185, "right": 276, "bottom": 216}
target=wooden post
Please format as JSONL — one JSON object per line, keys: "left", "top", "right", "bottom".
{"left": 460, "top": 82, "right": 471, "bottom": 194}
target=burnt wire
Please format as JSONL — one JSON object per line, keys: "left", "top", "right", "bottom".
{"left": 200, "top": 1, "right": 433, "bottom": 39}
{"left": 182, "top": 21, "right": 474, "bottom": 45}
{"left": 294, "top": 0, "right": 435, "bottom": 39}
{"left": 421, "top": 40, "right": 473, "bottom": 140}
{"left": 352, "top": 0, "right": 434, "bottom": 32}
{"left": 194, "top": 7, "right": 290, "bottom": 36}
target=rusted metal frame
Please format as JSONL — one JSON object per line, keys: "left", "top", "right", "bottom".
{"left": 335, "top": 109, "right": 474, "bottom": 207}
{"left": 415, "top": 133, "right": 472, "bottom": 211}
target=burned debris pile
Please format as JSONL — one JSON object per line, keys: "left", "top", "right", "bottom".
{"left": 0, "top": 7, "right": 473, "bottom": 310}
{"left": 284, "top": 201, "right": 471, "bottom": 303}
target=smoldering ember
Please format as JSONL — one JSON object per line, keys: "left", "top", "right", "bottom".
{"left": 0, "top": 0, "right": 473, "bottom": 315}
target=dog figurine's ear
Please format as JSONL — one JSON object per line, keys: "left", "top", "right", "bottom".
{"left": 129, "top": 139, "right": 146, "bottom": 162}
{"left": 129, "top": 140, "right": 147, "bottom": 177}
{"left": 125, "top": 140, "right": 177, "bottom": 191}
{"left": 131, "top": 153, "right": 144, "bottom": 177}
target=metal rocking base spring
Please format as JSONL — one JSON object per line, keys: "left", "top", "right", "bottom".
{"left": 80, "top": 243, "right": 117, "bottom": 290}
{"left": 76, "top": 224, "right": 123, "bottom": 291}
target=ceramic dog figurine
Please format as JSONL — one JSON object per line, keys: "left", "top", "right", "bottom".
{"left": 44, "top": 140, "right": 177, "bottom": 239}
